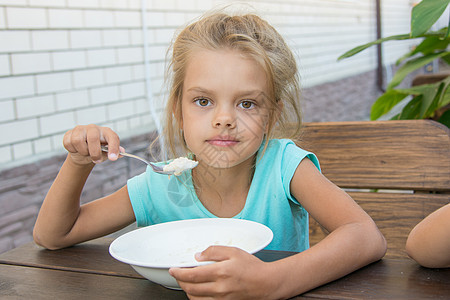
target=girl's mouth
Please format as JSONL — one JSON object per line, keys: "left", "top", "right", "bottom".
{"left": 206, "top": 136, "right": 239, "bottom": 147}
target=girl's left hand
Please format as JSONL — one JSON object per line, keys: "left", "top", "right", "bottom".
{"left": 169, "top": 246, "right": 277, "bottom": 299}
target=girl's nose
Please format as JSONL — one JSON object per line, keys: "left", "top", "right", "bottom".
{"left": 212, "top": 107, "right": 236, "bottom": 129}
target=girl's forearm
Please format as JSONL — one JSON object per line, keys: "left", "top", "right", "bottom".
{"left": 268, "top": 221, "right": 386, "bottom": 299}
{"left": 33, "top": 154, "right": 95, "bottom": 249}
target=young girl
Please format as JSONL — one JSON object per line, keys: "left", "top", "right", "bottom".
{"left": 34, "top": 10, "right": 386, "bottom": 299}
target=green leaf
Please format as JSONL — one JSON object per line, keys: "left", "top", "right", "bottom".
{"left": 411, "top": 0, "right": 450, "bottom": 37}
{"left": 396, "top": 36, "right": 450, "bottom": 64}
{"left": 421, "top": 82, "right": 444, "bottom": 118}
{"left": 338, "top": 34, "right": 411, "bottom": 60}
{"left": 387, "top": 51, "right": 450, "bottom": 89}
{"left": 398, "top": 96, "right": 422, "bottom": 119}
{"left": 440, "top": 85, "right": 450, "bottom": 107}
{"left": 438, "top": 109, "right": 450, "bottom": 127}
{"left": 370, "top": 90, "right": 410, "bottom": 120}
{"left": 338, "top": 30, "right": 448, "bottom": 61}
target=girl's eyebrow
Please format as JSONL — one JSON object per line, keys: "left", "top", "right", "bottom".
{"left": 186, "top": 87, "right": 268, "bottom": 99}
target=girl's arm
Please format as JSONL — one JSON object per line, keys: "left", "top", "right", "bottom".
{"left": 170, "top": 158, "right": 386, "bottom": 299}
{"left": 405, "top": 203, "right": 450, "bottom": 268}
{"left": 33, "top": 125, "right": 135, "bottom": 250}
{"left": 264, "top": 158, "right": 387, "bottom": 298}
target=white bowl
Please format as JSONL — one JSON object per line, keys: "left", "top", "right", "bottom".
{"left": 109, "top": 218, "right": 273, "bottom": 289}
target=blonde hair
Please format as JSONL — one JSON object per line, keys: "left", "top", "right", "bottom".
{"left": 163, "top": 10, "right": 302, "bottom": 158}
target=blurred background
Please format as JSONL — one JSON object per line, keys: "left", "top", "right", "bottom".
{"left": 0, "top": 0, "right": 447, "bottom": 253}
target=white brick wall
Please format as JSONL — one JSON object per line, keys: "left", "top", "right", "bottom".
{"left": 0, "top": 0, "right": 415, "bottom": 169}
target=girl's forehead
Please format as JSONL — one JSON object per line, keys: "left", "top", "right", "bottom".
{"left": 183, "top": 49, "right": 269, "bottom": 92}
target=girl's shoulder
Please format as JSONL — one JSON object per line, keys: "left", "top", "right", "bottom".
{"left": 263, "top": 139, "right": 320, "bottom": 171}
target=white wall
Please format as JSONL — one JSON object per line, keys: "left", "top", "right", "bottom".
{"left": 0, "top": 0, "right": 414, "bottom": 169}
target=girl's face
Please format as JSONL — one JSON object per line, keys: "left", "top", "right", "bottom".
{"left": 180, "top": 49, "right": 271, "bottom": 170}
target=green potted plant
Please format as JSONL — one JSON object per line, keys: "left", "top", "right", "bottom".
{"left": 339, "top": 0, "right": 450, "bottom": 127}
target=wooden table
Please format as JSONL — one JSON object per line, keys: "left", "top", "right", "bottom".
{"left": 1, "top": 238, "right": 449, "bottom": 299}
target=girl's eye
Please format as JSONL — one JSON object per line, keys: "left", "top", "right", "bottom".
{"left": 194, "top": 98, "right": 210, "bottom": 107}
{"left": 239, "top": 100, "right": 255, "bottom": 109}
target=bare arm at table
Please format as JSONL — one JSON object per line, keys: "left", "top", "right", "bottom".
{"left": 264, "top": 158, "right": 387, "bottom": 298}
{"left": 170, "top": 158, "right": 387, "bottom": 299}
{"left": 33, "top": 125, "right": 135, "bottom": 250}
{"left": 406, "top": 203, "right": 450, "bottom": 268}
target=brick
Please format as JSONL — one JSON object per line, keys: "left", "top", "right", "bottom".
{"left": 16, "top": 94, "right": 55, "bottom": 118}
{"left": 154, "top": 28, "right": 176, "bottom": 44}
{"left": 90, "top": 85, "right": 119, "bottom": 105}
{"left": 0, "top": 75, "right": 34, "bottom": 100}
{"left": 0, "top": 100, "right": 15, "bottom": 122}
{"left": 134, "top": 98, "right": 149, "bottom": 114}
{"left": 145, "top": 11, "right": 165, "bottom": 27}
{"left": 129, "top": 29, "right": 143, "bottom": 45}
{"left": 67, "top": 0, "right": 100, "bottom": 8}
{"left": 114, "top": 118, "right": 128, "bottom": 133}
{"left": 6, "top": 7, "right": 47, "bottom": 29}
{"left": 11, "top": 52, "right": 51, "bottom": 75}
{"left": 56, "top": 90, "right": 89, "bottom": 111}
{"left": 0, "top": 0, "right": 26, "bottom": 4}
{"left": 12, "top": 141, "right": 33, "bottom": 160}
{"left": 102, "top": 29, "right": 130, "bottom": 47}
{"left": 127, "top": 0, "right": 140, "bottom": 9}
{"left": 0, "top": 7, "right": 5, "bottom": 29}
{"left": 51, "top": 133, "right": 66, "bottom": 151}
{"left": 73, "top": 68, "right": 104, "bottom": 88}
{"left": 84, "top": 10, "right": 114, "bottom": 28}
{"left": 87, "top": 48, "right": 116, "bottom": 68}
{"left": 99, "top": 0, "right": 129, "bottom": 9}
{"left": 165, "top": 12, "right": 188, "bottom": 27}
{"left": 76, "top": 105, "right": 107, "bottom": 124}
{"left": 0, "top": 118, "right": 39, "bottom": 145}
{"left": 28, "top": 0, "right": 66, "bottom": 7}
{"left": 108, "top": 100, "right": 134, "bottom": 120}
{"left": 120, "top": 81, "right": 145, "bottom": 99}
{"left": 116, "top": 46, "right": 143, "bottom": 64}
{"left": 33, "top": 136, "right": 53, "bottom": 154}
{"left": 147, "top": 45, "right": 166, "bottom": 62}
{"left": 48, "top": 8, "right": 83, "bottom": 28}
{"left": 114, "top": 10, "right": 141, "bottom": 28}
{"left": 0, "top": 31, "right": 31, "bottom": 53}
{"left": 52, "top": 50, "right": 87, "bottom": 71}
{"left": 32, "top": 30, "right": 69, "bottom": 51}
{"left": 0, "top": 145, "right": 12, "bottom": 164}
{"left": 151, "top": 0, "right": 177, "bottom": 10}
{"left": 40, "top": 111, "right": 75, "bottom": 135}
{"left": 70, "top": 30, "right": 102, "bottom": 49}
{"left": 104, "top": 65, "right": 132, "bottom": 84}
{"left": 36, "top": 72, "right": 72, "bottom": 94}
{"left": 132, "top": 64, "right": 145, "bottom": 80}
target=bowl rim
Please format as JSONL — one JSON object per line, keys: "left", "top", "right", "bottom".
{"left": 109, "top": 218, "right": 273, "bottom": 268}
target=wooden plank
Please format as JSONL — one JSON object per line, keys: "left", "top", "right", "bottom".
{"left": 309, "top": 192, "right": 450, "bottom": 259}
{"left": 0, "top": 264, "right": 188, "bottom": 299}
{"left": 0, "top": 238, "right": 141, "bottom": 279}
{"left": 300, "top": 259, "right": 450, "bottom": 299}
{"left": 297, "top": 120, "right": 450, "bottom": 191}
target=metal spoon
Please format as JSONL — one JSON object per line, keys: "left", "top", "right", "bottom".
{"left": 101, "top": 145, "right": 173, "bottom": 175}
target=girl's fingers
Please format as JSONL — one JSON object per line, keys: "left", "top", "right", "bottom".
{"left": 101, "top": 127, "right": 121, "bottom": 161}
{"left": 62, "top": 125, "right": 122, "bottom": 164}
{"left": 169, "top": 265, "right": 215, "bottom": 284}
{"left": 196, "top": 245, "right": 236, "bottom": 262}
{"left": 86, "top": 126, "right": 103, "bottom": 162}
